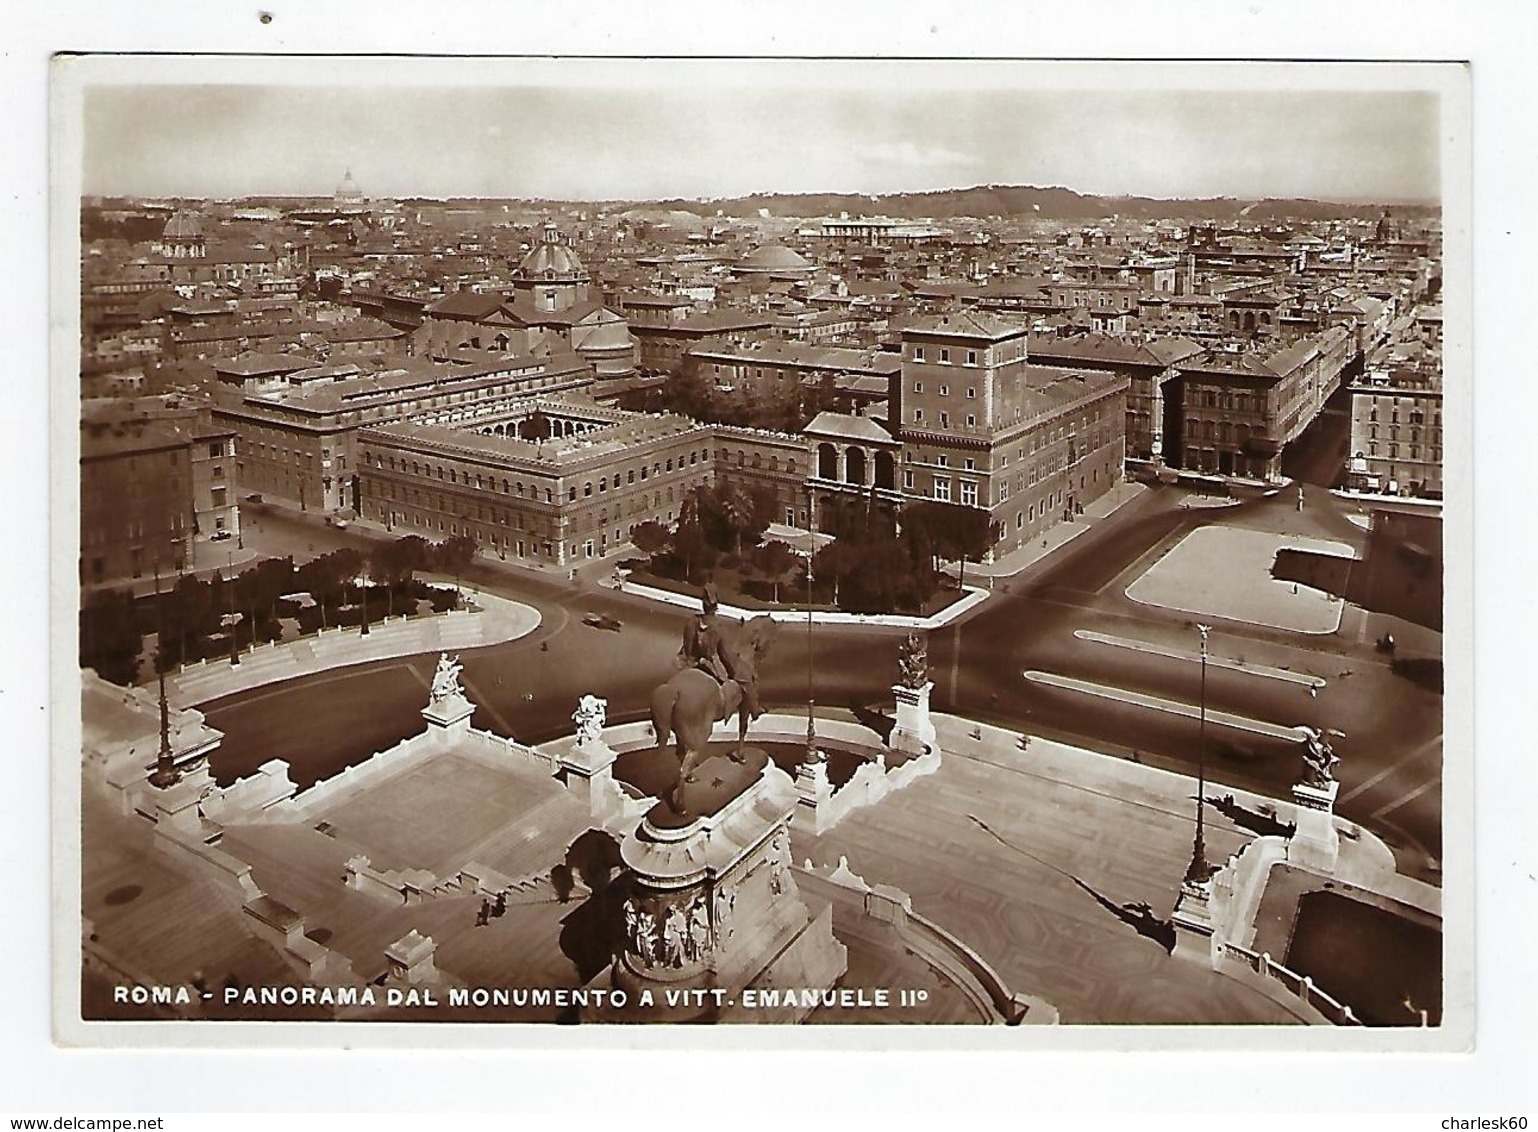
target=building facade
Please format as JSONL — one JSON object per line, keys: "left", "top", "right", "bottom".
{"left": 80, "top": 419, "right": 193, "bottom": 586}
{"left": 214, "top": 353, "right": 594, "bottom": 514}
{"left": 1347, "top": 367, "right": 1443, "bottom": 497}
{"left": 1169, "top": 326, "right": 1353, "bottom": 480}
{"left": 357, "top": 405, "right": 718, "bottom": 566}
{"left": 888, "top": 312, "right": 1129, "bottom": 559}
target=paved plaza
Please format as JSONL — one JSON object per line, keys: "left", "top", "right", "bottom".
{"left": 1125, "top": 525, "right": 1354, "bottom": 633}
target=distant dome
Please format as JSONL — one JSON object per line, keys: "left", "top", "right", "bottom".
{"left": 516, "top": 223, "right": 587, "bottom": 280}
{"left": 162, "top": 210, "right": 204, "bottom": 241}
{"left": 738, "top": 243, "right": 814, "bottom": 274}
{"left": 335, "top": 169, "right": 364, "bottom": 204}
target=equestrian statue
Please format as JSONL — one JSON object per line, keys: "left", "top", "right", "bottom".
{"left": 650, "top": 584, "right": 779, "bottom": 812}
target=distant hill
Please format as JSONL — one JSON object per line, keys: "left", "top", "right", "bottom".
{"left": 640, "top": 185, "right": 1441, "bottom": 224}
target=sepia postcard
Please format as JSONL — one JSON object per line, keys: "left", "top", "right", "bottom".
{"left": 50, "top": 53, "right": 1472, "bottom": 1053}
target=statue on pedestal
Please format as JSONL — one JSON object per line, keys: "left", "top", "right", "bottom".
{"left": 687, "top": 896, "right": 712, "bottom": 962}
{"left": 768, "top": 830, "right": 791, "bottom": 896}
{"left": 652, "top": 586, "right": 780, "bottom": 811}
{"left": 625, "top": 902, "right": 659, "bottom": 965}
{"left": 1298, "top": 726, "right": 1340, "bottom": 789}
{"left": 572, "top": 694, "right": 607, "bottom": 748}
{"left": 661, "top": 905, "right": 688, "bottom": 968}
{"left": 898, "top": 631, "right": 929, "bottom": 690}
{"left": 713, "top": 886, "right": 736, "bottom": 943}
{"left": 430, "top": 653, "right": 465, "bottom": 702}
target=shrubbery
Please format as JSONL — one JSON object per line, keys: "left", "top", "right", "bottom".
{"left": 626, "top": 481, "right": 995, "bottom": 616}
{"left": 80, "top": 534, "right": 475, "bottom": 686}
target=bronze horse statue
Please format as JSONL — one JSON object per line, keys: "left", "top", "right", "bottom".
{"left": 651, "top": 614, "right": 778, "bottom": 812}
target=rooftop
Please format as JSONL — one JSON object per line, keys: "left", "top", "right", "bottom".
{"left": 904, "top": 310, "right": 1030, "bottom": 342}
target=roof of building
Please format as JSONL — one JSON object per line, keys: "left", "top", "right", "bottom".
{"left": 1224, "top": 290, "right": 1288, "bottom": 306}
{"left": 619, "top": 291, "right": 695, "bottom": 308}
{"left": 213, "top": 351, "right": 319, "bottom": 378}
{"left": 688, "top": 336, "right": 900, "bottom": 375}
{"left": 161, "top": 210, "right": 204, "bottom": 241}
{"left": 80, "top": 416, "right": 188, "bottom": 459}
{"left": 737, "top": 244, "right": 814, "bottom": 273}
{"left": 425, "top": 289, "right": 508, "bottom": 320}
{"left": 1027, "top": 331, "right": 1205, "bottom": 369}
{"left": 326, "top": 316, "right": 408, "bottom": 343}
{"left": 516, "top": 225, "right": 588, "bottom": 280}
{"left": 834, "top": 374, "right": 893, "bottom": 396}
{"left": 365, "top": 405, "right": 701, "bottom": 469}
{"left": 504, "top": 296, "right": 612, "bottom": 329}
{"left": 804, "top": 411, "right": 898, "bottom": 445}
{"left": 904, "top": 310, "right": 1030, "bottom": 341}
{"left": 675, "top": 309, "right": 775, "bottom": 333}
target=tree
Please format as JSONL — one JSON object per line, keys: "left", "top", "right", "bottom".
{"left": 298, "top": 548, "right": 363, "bottom": 621}
{"left": 750, "top": 540, "right": 799, "bottom": 604}
{"left": 903, "top": 501, "right": 993, "bottom": 590}
{"left": 671, "top": 494, "right": 713, "bottom": 584}
{"left": 236, "top": 557, "right": 295, "bottom": 641}
{"left": 630, "top": 520, "right": 671, "bottom": 560}
{"left": 711, "top": 479, "right": 776, "bottom": 558}
{"left": 811, "top": 538, "right": 863, "bottom": 608}
{"left": 435, "top": 535, "right": 478, "bottom": 597}
{"left": 79, "top": 588, "right": 141, "bottom": 686}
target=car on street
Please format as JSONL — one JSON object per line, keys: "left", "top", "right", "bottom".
{"left": 325, "top": 514, "right": 351, "bottom": 529}
{"left": 582, "top": 612, "right": 624, "bottom": 632}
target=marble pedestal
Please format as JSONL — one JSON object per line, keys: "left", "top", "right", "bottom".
{"left": 1287, "top": 780, "right": 1341, "bottom": 873}
{"left": 421, "top": 693, "right": 475, "bottom": 742}
{"left": 558, "top": 737, "right": 620, "bottom": 820}
{"left": 591, "top": 756, "right": 847, "bottom": 1023}
{"left": 384, "top": 929, "right": 439, "bottom": 986}
{"left": 1171, "top": 878, "right": 1218, "bottom": 965}
{"left": 890, "top": 680, "right": 937, "bottom": 757}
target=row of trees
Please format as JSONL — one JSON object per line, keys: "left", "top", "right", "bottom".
{"left": 79, "top": 535, "right": 479, "bottom": 686}
{"left": 625, "top": 477, "right": 996, "bottom": 615}
{"left": 807, "top": 496, "right": 993, "bottom": 614}
{"left": 623, "top": 369, "right": 844, "bottom": 434}
{"left": 629, "top": 478, "right": 782, "bottom": 583}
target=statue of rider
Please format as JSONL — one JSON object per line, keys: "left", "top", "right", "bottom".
{"left": 679, "top": 582, "right": 732, "bottom": 686}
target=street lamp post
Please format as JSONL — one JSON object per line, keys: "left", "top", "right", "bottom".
{"left": 1183, "top": 623, "right": 1213, "bottom": 886}
{"left": 148, "top": 565, "right": 181, "bottom": 790}
{"left": 805, "top": 488, "right": 816, "bottom": 762}
{"left": 227, "top": 553, "right": 240, "bottom": 668}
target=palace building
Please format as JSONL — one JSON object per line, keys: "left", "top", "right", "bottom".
{"left": 886, "top": 312, "right": 1129, "bottom": 558}
{"left": 214, "top": 351, "right": 594, "bottom": 515}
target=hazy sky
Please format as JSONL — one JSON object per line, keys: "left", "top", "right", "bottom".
{"left": 77, "top": 59, "right": 1445, "bottom": 202}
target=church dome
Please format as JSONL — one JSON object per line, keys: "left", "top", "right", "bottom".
{"left": 737, "top": 243, "right": 814, "bottom": 274}
{"left": 517, "top": 222, "right": 587, "bottom": 280}
{"left": 162, "top": 210, "right": 204, "bottom": 241}
{"left": 335, "top": 169, "right": 364, "bottom": 204}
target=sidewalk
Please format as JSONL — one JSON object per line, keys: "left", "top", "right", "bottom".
{"left": 162, "top": 588, "right": 542, "bottom": 707}
{"left": 618, "top": 577, "right": 990, "bottom": 630}
{"left": 964, "top": 480, "right": 1149, "bottom": 581}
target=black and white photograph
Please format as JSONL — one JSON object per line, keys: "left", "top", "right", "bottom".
{"left": 11, "top": 4, "right": 1534, "bottom": 1112}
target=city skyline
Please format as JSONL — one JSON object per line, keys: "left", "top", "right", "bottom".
{"left": 77, "top": 59, "right": 1445, "bottom": 205}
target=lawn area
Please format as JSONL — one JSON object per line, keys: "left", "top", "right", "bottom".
{"left": 1125, "top": 525, "right": 1354, "bottom": 633}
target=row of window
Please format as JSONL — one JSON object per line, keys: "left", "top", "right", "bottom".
{"left": 913, "top": 382, "right": 977, "bottom": 398}
{"left": 1365, "top": 426, "right": 1438, "bottom": 442}
{"left": 910, "top": 346, "right": 981, "bottom": 366}
{"left": 1365, "top": 444, "right": 1441, "bottom": 462}
{"left": 911, "top": 408, "right": 978, "bottom": 428}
